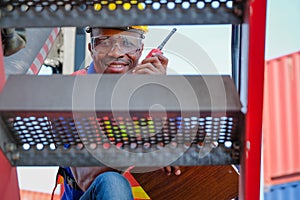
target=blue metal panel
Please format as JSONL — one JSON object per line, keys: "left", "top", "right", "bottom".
{"left": 265, "top": 181, "right": 300, "bottom": 200}
{"left": 74, "top": 28, "right": 86, "bottom": 71}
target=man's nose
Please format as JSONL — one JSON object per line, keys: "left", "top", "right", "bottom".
{"left": 107, "top": 43, "right": 124, "bottom": 57}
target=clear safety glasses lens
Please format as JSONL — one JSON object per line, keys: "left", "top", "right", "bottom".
{"left": 91, "top": 35, "right": 142, "bottom": 54}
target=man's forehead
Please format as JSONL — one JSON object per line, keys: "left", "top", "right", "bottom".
{"left": 93, "top": 28, "right": 140, "bottom": 36}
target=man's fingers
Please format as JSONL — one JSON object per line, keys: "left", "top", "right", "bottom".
{"left": 174, "top": 166, "right": 181, "bottom": 176}
{"left": 132, "top": 53, "right": 168, "bottom": 75}
{"left": 132, "top": 67, "right": 155, "bottom": 74}
{"left": 132, "top": 63, "right": 157, "bottom": 74}
{"left": 161, "top": 166, "right": 181, "bottom": 176}
{"left": 141, "top": 54, "right": 167, "bottom": 71}
{"left": 164, "top": 166, "right": 172, "bottom": 175}
{"left": 132, "top": 62, "right": 165, "bottom": 74}
{"left": 153, "top": 53, "right": 168, "bottom": 68}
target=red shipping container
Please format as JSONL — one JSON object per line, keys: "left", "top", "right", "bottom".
{"left": 20, "top": 190, "right": 60, "bottom": 200}
{"left": 263, "top": 51, "right": 300, "bottom": 186}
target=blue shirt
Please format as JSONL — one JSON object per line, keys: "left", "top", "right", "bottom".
{"left": 61, "top": 167, "right": 84, "bottom": 200}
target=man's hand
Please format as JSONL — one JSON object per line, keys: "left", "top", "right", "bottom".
{"left": 161, "top": 166, "right": 181, "bottom": 176}
{"left": 132, "top": 53, "right": 168, "bottom": 75}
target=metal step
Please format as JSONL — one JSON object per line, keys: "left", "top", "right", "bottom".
{"left": 0, "top": 0, "right": 245, "bottom": 27}
{"left": 0, "top": 74, "right": 243, "bottom": 167}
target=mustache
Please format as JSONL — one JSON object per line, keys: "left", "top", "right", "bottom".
{"left": 105, "top": 58, "right": 132, "bottom": 66}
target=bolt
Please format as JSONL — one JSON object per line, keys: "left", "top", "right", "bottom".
{"left": 12, "top": 152, "right": 20, "bottom": 161}
{"left": 211, "top": 141, "right": 218, "bottom": 148}
{"left": 5, "top": 143, "right": 17, "bottom": 152}
{"left": 233, "top": 141, "right": 240, "bottom": 150}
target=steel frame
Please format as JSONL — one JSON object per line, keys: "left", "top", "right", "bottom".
{"left": 0, "top": 0, "right": 267, "bottom": 199}
{"left": 239, "top": 0, "right": 267, "bottom": 199}
{"left": 0, "top": 30, "right": 20, "bottom": 200}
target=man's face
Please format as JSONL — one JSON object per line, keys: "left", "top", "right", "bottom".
{"left": 89, "top": 28, "right": 144, "bottom": 74}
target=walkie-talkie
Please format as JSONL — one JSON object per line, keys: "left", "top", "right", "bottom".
{"left": 145, "top": 28, "right": 177, "bottom": 58}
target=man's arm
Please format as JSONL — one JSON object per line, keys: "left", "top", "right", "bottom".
{"left": 131, "top": 53, "right": 181, "bottom": 176}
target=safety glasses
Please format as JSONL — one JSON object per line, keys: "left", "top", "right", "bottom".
{"left": 91, "top": 34, "right": 143, "bottom": 55}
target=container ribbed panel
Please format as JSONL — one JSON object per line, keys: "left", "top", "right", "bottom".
{"left": 263, "top": 51, "right": 300, "bottom": 186}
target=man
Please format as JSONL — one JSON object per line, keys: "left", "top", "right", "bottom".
{"left": 61, "top": 26, "right": 181, "bottom": 200}
{"left": 73, "top": 26, "right": 167, "bottom": 75}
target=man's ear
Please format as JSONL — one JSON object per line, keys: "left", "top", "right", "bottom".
{"left": 138, "top": 43, "right": 144, "bottom": 57}
{"left": 88, "top": 42, "right": 94, "bottom": 57}
{"left": 88, "top": 43, "right": 92, "bottom": 52}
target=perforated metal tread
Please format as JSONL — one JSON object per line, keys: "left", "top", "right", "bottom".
{"left": 0, "top": 74, "right": 243, "bottom": 166}
{"left": 0, "top": 0, "right": 245, "bottom": 27}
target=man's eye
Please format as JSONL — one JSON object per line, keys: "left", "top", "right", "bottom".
{"left": 123, "top": 39, "right": 135, "bottom": 47}
{"left": 100, "top": 40, "right": 111, "bottom": 46}
{"left": 95, "top": 38, "right": 111, "bottom": 46}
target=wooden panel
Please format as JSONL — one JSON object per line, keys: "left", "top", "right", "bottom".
{"left": 133, "top": 165, "right": 239, "bottom": 200}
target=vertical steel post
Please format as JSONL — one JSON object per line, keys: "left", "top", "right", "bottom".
{"left": 240, "top": 0, "right": 267, "bottom": 199}
{"left": 231, "top": 24, "right": 241, "bottom": 93}
{"left": 0, "top": 33, "right": 20, "bottom": 200}
{"left": 0, "top": 32, "right": 6, "bottom": 92}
